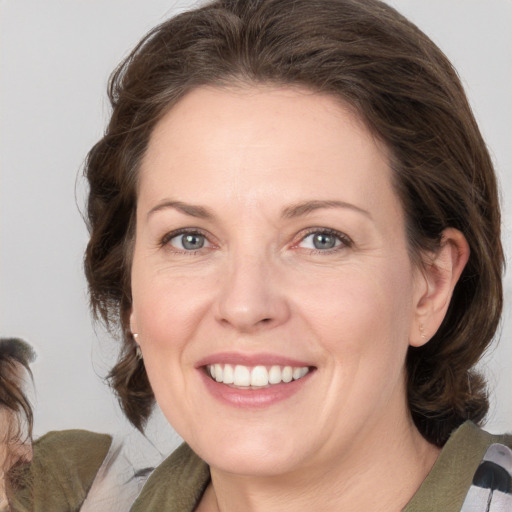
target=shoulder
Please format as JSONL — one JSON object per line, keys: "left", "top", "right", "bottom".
{"left": 131, "top": 443, "right": 210, "bottom": 512}
{"left": 32, "top": 429, "right": 113, "bottom": 489}
{"left": 34, "top": 429, "right": 113, "bottom": 458}
{"left": 11, "top": 430, "right": 112, "bottom": 512}
{"left": 404, "top": 422, "right": 512, "bottom": 512}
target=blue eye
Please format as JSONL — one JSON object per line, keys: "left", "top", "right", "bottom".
{"left": 298, "top": 230, "right": 348, "bottom": 251}
{"left": 167, "top": 232, "right": 209, "bottom": 251}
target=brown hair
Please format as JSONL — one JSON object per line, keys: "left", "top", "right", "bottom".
{"left": 0, "top": 338, "right": 35, "bottom": 442}
{"left": 84, "top": 0, "right": 503, "bottom": 445}
{"left": 0, "top": 337, "right": 35, "bottom": 501}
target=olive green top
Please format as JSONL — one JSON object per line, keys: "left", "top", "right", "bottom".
{"left": 404, "top": 422, "right": 512, "bottom": 511}
{"left": 10, "top": 430, "right": 112, "bottom": 512}
{"left": 11, "top": 422, "right": 512, "bottom": 511}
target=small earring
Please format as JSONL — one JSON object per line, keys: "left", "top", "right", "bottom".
{"left": 132, "top": 333, "right": 139, "bottom": 340}
{"left": 419, "top": 324, "right": 427, "bottom": 341}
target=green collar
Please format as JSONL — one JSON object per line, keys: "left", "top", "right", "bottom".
{"left": 404, "top": 421, "right": 512, "bottom": 512}
{"left": 130, "top": 422, "right": 511, "bottom": 512}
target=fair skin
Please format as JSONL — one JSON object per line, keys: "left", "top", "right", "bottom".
{"left": 130, "top": 85, "right": 469, "bottom": 511}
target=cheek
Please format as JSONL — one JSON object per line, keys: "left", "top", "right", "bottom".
{"left": 296, "top": 262, "right": 415, "bottom": 367}
{"left": 131, "top": 275, "right": 210, "bottom": 419}
{"left": 302, "top": 266, "right": 416, "bottom": 427}
{"left": 132, "top": 267, "right": 213, "bottom": 342}
{"left": 130, "top": 268, "right": 222, "bottom": 411}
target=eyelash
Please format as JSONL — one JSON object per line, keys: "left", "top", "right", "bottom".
{"left": 159, "top": 227, "right": 352, "bottom": 254}
{"left": 294, "top": 228, "right": 353, "bottom": 254}
{"left": 160, "top": 228, "right": 212, "bottom": 254}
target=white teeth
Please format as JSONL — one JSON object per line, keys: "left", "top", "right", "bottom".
{"left": 233, "top": 365, "right": 251, "bottom": 386}
{"left": 268, "top": 365, "right": 282, "bottom": 384}
{"left": 250, "top": 366, "right": 268, "bottom": 386}
{"left": 214, "top": 363, "right": 223, "bottom": 383}
{"left": 207, "top": 363, "right": 310, "bottom": 387}
{"left": 292, "top": 367, "right": 302, "bottom": 380}
{"left": 222, "top": 363, "right": 234, "bottom": 384}
{"left": 282, "top": 366, "right": 293, "bottom": 383}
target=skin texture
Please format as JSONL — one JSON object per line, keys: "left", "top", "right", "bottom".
{"left": 130, "top": 86, "right": 469, "bottom": 511}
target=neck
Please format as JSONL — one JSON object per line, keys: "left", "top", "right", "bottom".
{"left": 200, "top": 417, "right": 440, "bottom": 512}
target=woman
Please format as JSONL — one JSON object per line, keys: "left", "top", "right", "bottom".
{"left": 10, "top": 0, "right": 512, "bottom": 510}
{"left": 0, "top": 339, "right": 35, "bottom": 511}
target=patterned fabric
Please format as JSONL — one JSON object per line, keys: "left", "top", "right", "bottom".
{"left": 80, "top": 426, "right": 174, "bottom": 512}
{"left": 460, "top": 443, "right": 512, "bottom": 512}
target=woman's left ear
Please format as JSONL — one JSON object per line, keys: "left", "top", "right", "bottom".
{"left": 410, "top": 228, "right": 470, "bottom": 347}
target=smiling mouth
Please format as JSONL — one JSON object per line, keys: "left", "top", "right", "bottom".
{"left": 205, "top": 363, "right": 312, "bottom": 388}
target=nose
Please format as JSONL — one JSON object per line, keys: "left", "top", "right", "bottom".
{"left": 214, "top": 251, "right": 290, "bottom": 333}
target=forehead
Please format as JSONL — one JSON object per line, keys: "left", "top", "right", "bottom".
{"left": 139, "top": 85, "right": 398, "bottom": 221}
{"left": 145, "top": 84, "right": 383, "bottom": 162}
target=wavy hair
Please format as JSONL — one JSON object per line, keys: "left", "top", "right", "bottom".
{"left": 84, "top": 0, "right": 503, "bottom": 445}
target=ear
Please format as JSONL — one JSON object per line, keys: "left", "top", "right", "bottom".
{"left": 410, "top": 228, "right": 470, "bottom": 347}
{"left": 129, "top": 309, "right": 139, "bottom": 342}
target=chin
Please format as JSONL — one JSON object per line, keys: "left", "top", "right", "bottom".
{"left": 207, "top": 448, "right": 304, "bottom": 477}
{"left": 189, "top": 426, "right": 309, "bottom": 477}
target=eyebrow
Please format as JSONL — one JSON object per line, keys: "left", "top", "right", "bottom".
{"left": 147, "top": 199, "right": 372, "bottom": 221}
{"left": 282, "top": 200, "right": 372, "bottom": 219}
{"left": 147, "top": 200, "right": 215, "bottom": 220}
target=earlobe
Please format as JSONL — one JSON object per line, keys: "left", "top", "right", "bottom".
{"left": 129, "top": 310, "right": 139, "bottom": 340}
{"left": 410, "top": 228, "right": 470, "bottom": 347}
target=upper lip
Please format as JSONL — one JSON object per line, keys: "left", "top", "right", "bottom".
{"left": 195, "top": 352, "right": 314, "bottom": 369}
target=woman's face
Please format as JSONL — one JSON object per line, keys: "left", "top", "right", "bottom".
{"left": 130, "top": 86, "right": 427, "bottom": 476}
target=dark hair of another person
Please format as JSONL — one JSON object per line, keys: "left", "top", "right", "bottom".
{"left": 84, "top": 0, "right": 503, "bottom": 446}
{"left": 0, "top": 339, "right": 36, "bottom": 511}
{"left": 0, "top": 338, "right": 35, "bottom": 441}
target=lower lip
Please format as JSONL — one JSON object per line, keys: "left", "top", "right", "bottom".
{"left": 199, "top": 369, "right": 313, "bottom": 408}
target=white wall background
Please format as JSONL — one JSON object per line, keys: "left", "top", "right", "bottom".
{"left": 1, "top": 0, "right": 510, "bottom": 452}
